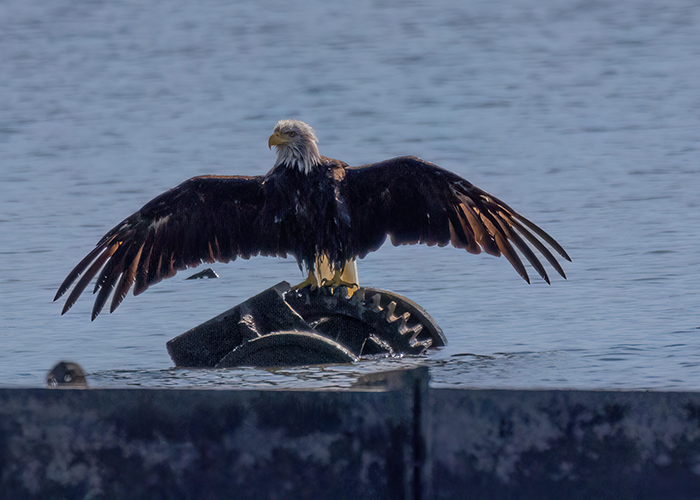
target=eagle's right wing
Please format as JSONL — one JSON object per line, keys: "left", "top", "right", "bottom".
{"left": 54, "top": 175, "right": 280, "bottom": 320}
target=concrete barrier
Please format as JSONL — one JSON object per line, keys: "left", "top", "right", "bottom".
{"left": 2, "top": 368, "right": 700, "bottom": 499}
{"left": 431, "top": 388, "right": 700, "bottom": 500}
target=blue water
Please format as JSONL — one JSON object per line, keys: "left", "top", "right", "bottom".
{"left": 2, "top": 0, "right": 700, "bottom": 389}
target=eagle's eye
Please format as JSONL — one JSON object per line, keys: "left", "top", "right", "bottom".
{"left": 288, "top": 131, "right": 297, "bottom": 137}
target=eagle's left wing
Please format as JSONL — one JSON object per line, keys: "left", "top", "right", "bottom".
{"left": 341, "top": 156, "right": 570, "bottom": 284}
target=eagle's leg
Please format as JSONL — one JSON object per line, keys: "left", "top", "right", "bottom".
{"left": 320, "top": 261, "right": 360, "bottom": 296}
{"left": 290, "top": 270, "right": 320, "bottom": 291}
{"left": 321, "top": 269, "right": 359, "bottom": 288}
{"left": 312, "top": 255, "right": 359, "bottom": 295}
{"left": 338, "top": 259, "right": 359, "bottom": 288}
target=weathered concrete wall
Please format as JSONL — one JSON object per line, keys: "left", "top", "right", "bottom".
{"left": 2, "top": 370, "right": 700, "bottom": 499}
{"left": 0, "top": 383, "right": 425, "bottom": 500}
{"left": 431, "top": 389, "right": 700, "bottom": 500}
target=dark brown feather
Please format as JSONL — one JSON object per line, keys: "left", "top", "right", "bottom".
{"left": 55, "top": 243, "right": 111, "bottom": 301}
{"left": 342, "top": 156, "right": 569, "bottom": 284}
{"left": 92, "top": 241, "right": 132, "bottom": 320}
{"left": 61, "top": 243, "right": 119, "bottom": 315}
{"left": 459, "top": 202, "right": 501, "bottom": 256}
{"left": 56, "top": 175, "right": 272, "bottom": 316}
{"left": 514, "top": 213, "right": 571, "bottom": 262}
{"left": 110, "top": 243, "right": 144, "bottom": 314}
{"left": 134, "top": 229, "right": 156, "bottom": 295}
{"left": 479, "top": 211, "right": 530, "bottom": 283}
{"left": 508, "top": 217, "right": 568, "bottom": 279}
{"left": 492, "top": 214, "right": 550, "bottom": 284}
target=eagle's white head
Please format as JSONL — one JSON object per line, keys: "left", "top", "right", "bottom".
{"left": 268, "top": 119, "right": 322, "bottom": 173}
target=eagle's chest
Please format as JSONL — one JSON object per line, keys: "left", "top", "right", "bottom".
{"left": 263, "top": 167, "right": 348, "bottom": 234}
{"left": 261, "top": 163, "right": 352, "bottom": 267}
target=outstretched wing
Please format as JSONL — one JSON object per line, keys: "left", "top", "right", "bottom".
{"left": 54, "top": 175, "right": 276, "bottom": 320}
{"left": 342, "top": 156, "right": 570, "bottom": 283}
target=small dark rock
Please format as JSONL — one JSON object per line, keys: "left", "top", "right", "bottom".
{"left": 47, "top": 361, "right": 88, "bottom": 388}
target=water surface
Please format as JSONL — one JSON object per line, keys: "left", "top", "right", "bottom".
{"left": 2, "top": 0, "right": 699, "bottom": 389}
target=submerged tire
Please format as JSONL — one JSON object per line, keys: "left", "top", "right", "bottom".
{"left": 169, "top": 282, "right": 446, "bottom": 368}
{"left": 216, "top": 331, "right": 358, "bottom": 368}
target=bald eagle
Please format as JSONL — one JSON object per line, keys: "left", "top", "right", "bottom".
{"left": 54, "top": 119, "right": 570, "bottom": 320}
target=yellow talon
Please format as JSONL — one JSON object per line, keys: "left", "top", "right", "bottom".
{"left": 321, "top": 270, "right": 360, "bottom": 290}
{"left": 290, "top": 270, "right": 320, "bottom": 291}
{"left": 294, "top": 255, "right": 360, "bottom": 296}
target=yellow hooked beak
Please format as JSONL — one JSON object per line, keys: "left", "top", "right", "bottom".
{"left": 268, "top": 132, "right": 287, "bottom": 149}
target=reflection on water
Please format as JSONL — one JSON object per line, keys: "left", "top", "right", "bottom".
{"left": 2, "top": 0, "right": 700, "bottom": 389}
